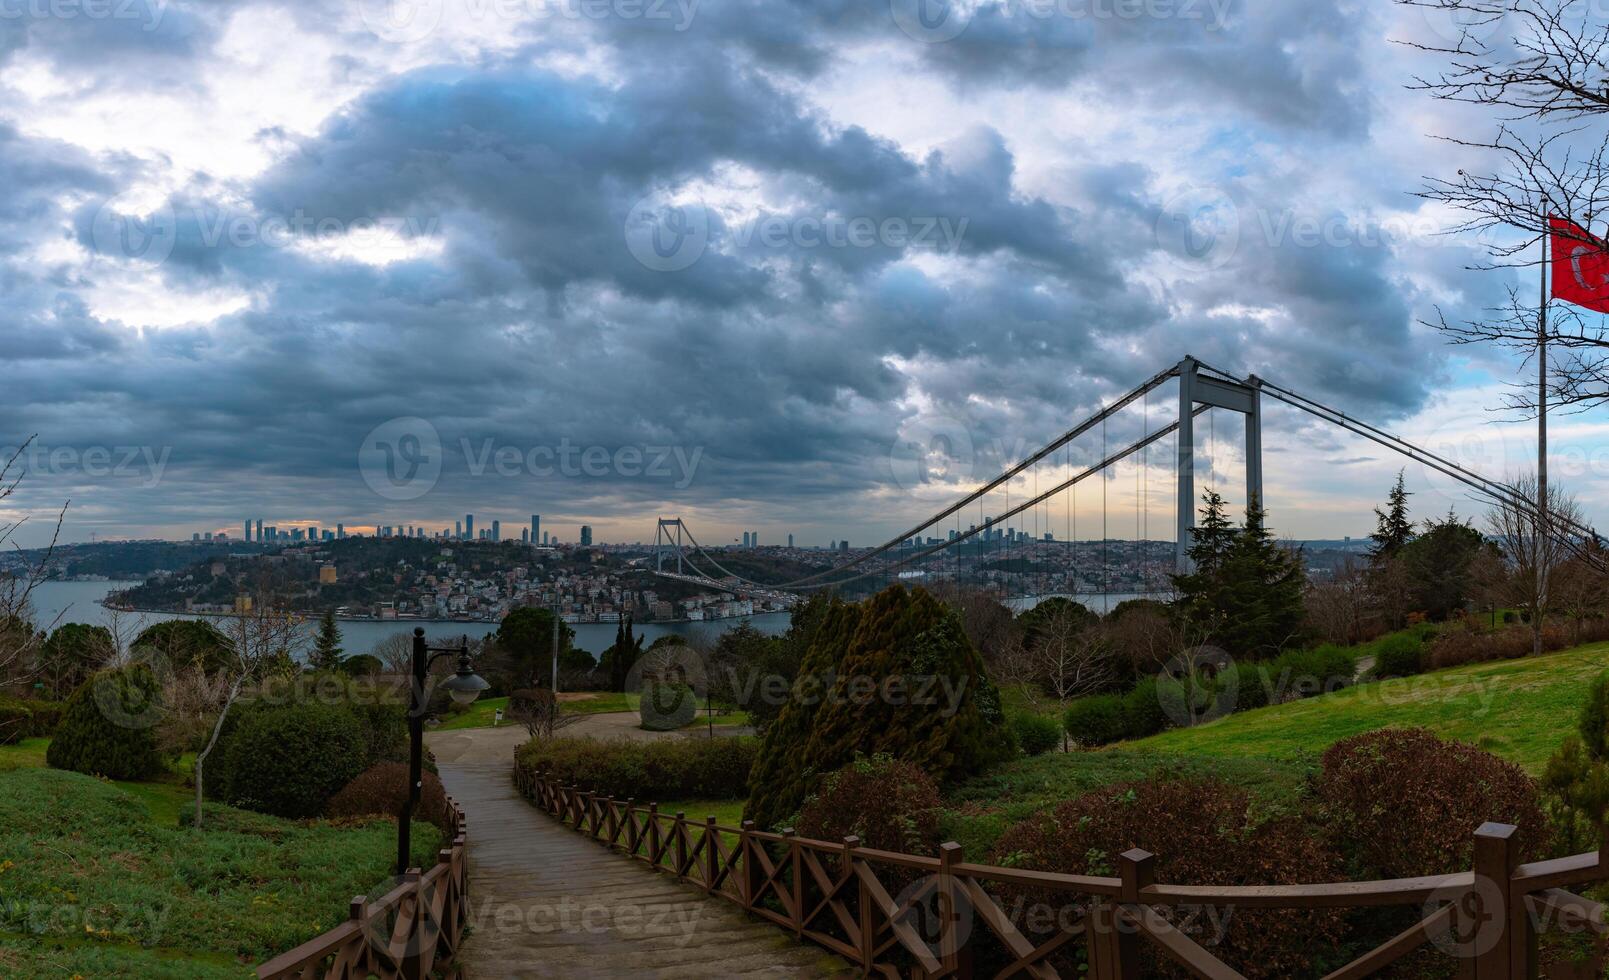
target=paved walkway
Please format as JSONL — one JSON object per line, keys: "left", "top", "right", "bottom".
{"left": 428, "top": 730, "right": 843, "bottom": 978}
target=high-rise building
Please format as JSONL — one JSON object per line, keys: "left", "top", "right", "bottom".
{"left": 741, "top": 531, "right": 749, "bottom": 548}
{"left": 580, "top": 525, "right": 593, "bottom": 546}
{"left": 244, "top": 519, "right": 251, "bottom": 542}
{"left": 337, "top": 523, "right": 345, "bottom": 539}
{"left": 455, "top": 520, "right": 461, "bottom": 539}
{"left": 192, "top": 532, "right": 200, "bottom": 542}
{"left": 464, "top": 514, "right": 474, "bottom": 540}
{"left": 787, "top": 533, "right": 794, "bottom": 548}
{"left": 531, "top": 515, "right": 540, "bottom": 545}
{"left": 542, "top": 531, "right": 548, "bottom": 545}
{"left": 521, "top": 528, "right": 529, "bottom": 543}
{"left": 751, "top": 531, "right": 758, "bottom": 547}
{"left": 491, "top": 520, "right": 500, "bottom": 542}
{"left": 256, "top": 519, "right": 263, "bottom": 541}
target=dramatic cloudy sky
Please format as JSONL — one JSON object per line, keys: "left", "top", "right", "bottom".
{"left": 3, "top": 0, "right": 1604, "bottom": 548}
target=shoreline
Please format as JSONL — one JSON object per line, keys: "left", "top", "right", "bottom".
{"left": 95, "top": 597, "right": 782, "bottom": 628}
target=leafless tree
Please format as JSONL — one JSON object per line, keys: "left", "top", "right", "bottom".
{"left": 1486, "top": 472, "right": 1582, "bottom": 653}
{"left": 508, "top": 688, "right": 583, "bottom": 741}
{"left": 372, "top": 631, "right": 414, "bottom": 675}
{"left": 0, "top": 437, "right": 68, "bottom": 693}
{"left": 1550, "top": 544, "right": 1609, "bottom": 641}
{"left": 1304, "top": 560, "right": 1373, "bottom": 645}
{"left": 188, "top": 606, "right": 307, "bottom": 828}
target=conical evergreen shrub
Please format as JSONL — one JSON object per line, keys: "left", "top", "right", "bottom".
{"left": 745, "top": 586, "right": 1010, "bottom": 830}
{"left": 45, "top": 664, "right": 165, "bottom": 780}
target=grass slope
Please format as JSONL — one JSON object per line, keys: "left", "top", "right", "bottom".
{"left": 1125, "top": 640, "right": 1609, "bottom": 772}
{"left": 0, "top": 765, "right": 441, "bottom": 973}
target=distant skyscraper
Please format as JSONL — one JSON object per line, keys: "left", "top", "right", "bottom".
{"left": 751, "top": 531, "right": 758, "bottom": 547}
{"left": 244, "top": 519, "right": 251, "bottom": 542}
{"left": 337, "top": 523, "right": 345, "bottom": 539}
{"left": 580, "top": 525, "right": 593, "bottom": 546}
{"left": 521, "top": 528, "right": 529, "bottom": 543}
{"left": 256, "top": 519, "right": 263, "bottom": 541}
{"left": 491, "top": 519, "right": 500, "bottom": 542}
{"left": 787, "top": 533, "right": 794, "bottom": 548}
{"left": 542, "top": 531, "right": 548, "bottom": 545}
{"left": 741, "top": 531, "right": 749, "bottom": 548}
{"left": 465, "top": 514, "right": 474, "bottom": 540}
{"left": 531, "top": 515, "right": 540, "bottom": 545}
{"left": 455, "top": 520, "right": 461, "bottom": 539}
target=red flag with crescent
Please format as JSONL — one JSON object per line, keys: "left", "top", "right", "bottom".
{"left": 1551, "top": 215, "right": 1609, "bottom": 313}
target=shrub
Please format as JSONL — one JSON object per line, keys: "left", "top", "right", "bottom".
{"left": 516, "top": 736, "right": 757, "bottom": 801}
{"left": 989, "top": 777, "right": 1344, "bottom": 978}
{"left": 327, "top": 762, "right": 454, "bottom": 832}
{"left": 1372, "top": 632, "right": 1424, "bottom": 679}
{"left": 746, "top": 586, "right": 1011, "bottom": 830}
{"left": 1120, "top": 675, "right": 1169, "bottom": 736}
{"left": 1317, "top": 728, "right": 1547, "bottom": 879}
{"left": 1426, "top": 624, "right": 1566, "bottom": 670}
{"left": 215, "top": 701, "right": 369, "bottom": 818}
{"left": 23, "top": 700, "right": 64, "bottom": 738}
{"left": 1260, "top": 645, "right": 1356, "bottom": 701}
{"left": 639, "top": 680, "right": 697, "bottom": 731}
{"left": 796, "top": 754, "right": 941, "bottom": 856}
{"left": 1009, "top": 712, "right": 1061, "bottom": 756}
{"left": 0, "top": 699, "right": 32, "bottom": 745}
{"left": 1063, "top": 693, "right": 1126, "bottom": 747}
{"left": 46, "top": 666, "right": 165, "bottom": 780}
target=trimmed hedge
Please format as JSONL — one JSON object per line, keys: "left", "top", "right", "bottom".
{"left": 1064, "top": 677, "right": 1171, "bottom": 747}
{"left": 215, "top": 702, "right": 369, "bottom": 818}
{"left": 328, "top": 761, "right": 454, "bottom": 832}
{"left": 1009, "top": 712, "right": 1061, "bottom": 756}
{"left": 516, "top": 735, "right": 758, "bottom": 801}
{"left": 45, "top": 666, "right": 165, "bottom": 780}
{"left": 639, "top": 680, "right": 697, "bottom": 731}
{"left": 1372, "top": 632, "right": 1424, "bottom": 679}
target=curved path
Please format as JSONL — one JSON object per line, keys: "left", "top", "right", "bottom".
{"left": 427, "top": 728, "right": 843, "bottom": 978}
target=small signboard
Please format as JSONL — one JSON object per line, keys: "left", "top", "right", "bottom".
{"left": 493, "top": 708, "right": 504, "bottom": 727}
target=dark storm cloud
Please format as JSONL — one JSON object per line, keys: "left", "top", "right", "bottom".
{"left": 0, "top": 0, "right": 1499, "bottom": 543}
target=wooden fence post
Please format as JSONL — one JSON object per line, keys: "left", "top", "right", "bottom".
{"left": 625, "top": 799, "right": 638, "bottom": 856}
{"left": 1088, "top": 848, "right": 1152, "bottom": 980}
{"left": 741, "top": 821, "right": 761, "bottom": 910}
{"left": 782, "top": 828, "right": 802, "bottom": 937}
{"left": 705, "top": 816, "right": 720, "bottom": 893}
{"left": 647, "top": 803, "right": 660, "bottom": 864}
{"left": 399, "top": 868, "right": 423, "bottom": 980}
{"left": 844, "top": 836, "right": 871, "bottom": 971}
{"left": 675, "top": 811, "right": 689, "bottom": 877}
{"left": 938, "top": 841, "right": 971, "bottom": 975}
{"left": 1472, "top": 823, "right": 1526, "bottom": 980}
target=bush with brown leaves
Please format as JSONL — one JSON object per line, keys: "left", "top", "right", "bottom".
{"left": 1317, "top": 728, "right": 1547, "bottom": 879}
{"left": 988, "top": 777, "right": 1343, "bottom": 979}
{"left": 327, "top": 762, "right": 454, "bottom": 833}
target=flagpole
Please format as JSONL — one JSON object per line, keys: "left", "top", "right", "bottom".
{"left": 1537, "top": 219, "right": 1549, "bottom": 657}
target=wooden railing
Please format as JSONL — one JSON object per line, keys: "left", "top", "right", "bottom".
{"left": 256, "top": 797, "right": 469, "bottom": 980}
{"left": 514, "top": 765, "right": 1609, "bottom": 979}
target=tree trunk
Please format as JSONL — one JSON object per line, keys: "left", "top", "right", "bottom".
{"left": 193, "top": 679, "right": 244, "bottom": 830}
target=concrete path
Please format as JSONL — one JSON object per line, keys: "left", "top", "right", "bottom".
{"left": 427, "top": 730, "right": 843, "bottom": 978}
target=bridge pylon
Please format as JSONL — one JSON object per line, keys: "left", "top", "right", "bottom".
{"left": 1175, "top": 356, "right": 1263, "bottom": 573}
{"left": 654, "top": 518, "right": 686, "bottom": 574}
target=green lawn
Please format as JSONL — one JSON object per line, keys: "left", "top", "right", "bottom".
{"left": 0, "top": 748, "right": 442, "bottom": 975}
{"left": 1125, "top": 640, "right": 1609, "bottom": 773}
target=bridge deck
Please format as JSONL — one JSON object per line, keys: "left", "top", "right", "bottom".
{"left": 436, "top": 761, "right": 845, "bottom": 978}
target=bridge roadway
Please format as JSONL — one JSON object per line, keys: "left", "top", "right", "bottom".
{"left": 427, "top": 725, "right": 845, "bottom": 979}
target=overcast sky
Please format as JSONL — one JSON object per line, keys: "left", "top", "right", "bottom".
{"left": 2, "top": 0, "right": 1604, "bottom": 549}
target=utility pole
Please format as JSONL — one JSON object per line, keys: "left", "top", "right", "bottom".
{"left": 551, "top": 597, "right": 561, "bottom": 695}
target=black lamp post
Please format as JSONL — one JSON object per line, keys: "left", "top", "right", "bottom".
{"left": 398, "top": 627, "right": 488, "bottom": 875}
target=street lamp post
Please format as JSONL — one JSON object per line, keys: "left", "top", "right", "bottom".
{"left": 398, "top": 627, "right": 488, "bottom": 876}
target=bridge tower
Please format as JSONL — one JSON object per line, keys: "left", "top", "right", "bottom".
{"left": 1175, "top": 356, "right": 1263, "bottom": 573}
{"left": 654, "top": 518, "right": 686, "bottom": 574}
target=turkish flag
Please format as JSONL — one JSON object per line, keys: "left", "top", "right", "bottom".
{"left": 1551, "top": 216, "right": 1609, "bottom": 313}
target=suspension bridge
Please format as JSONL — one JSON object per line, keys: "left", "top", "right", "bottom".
{"left": 650, "top": 355, "right": 1595, "bottom": 608}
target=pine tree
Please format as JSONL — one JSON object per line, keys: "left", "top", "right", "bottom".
{"left": 310, "top": 610, "right": 344, "bottom": 671}
{"left": 1369, "top": 471, "right": 1414, "bottom": 563}
{"left": 1173, "top": 495, "right": 1305, "bottom": 658}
